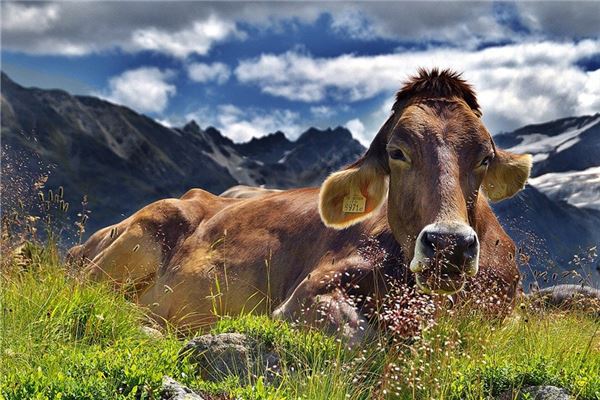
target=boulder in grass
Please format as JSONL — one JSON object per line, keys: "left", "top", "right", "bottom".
{"left": 528, "top": 284, "right": 600, "bottom": 315}
{"left": 179, "top": 333, "right": 281, "bottom": 384}
{"left": 161, "top": 376, "right": 204, "bottom": 400}
{"left": 498, "top": 385, "right": 572, "bottom": 400}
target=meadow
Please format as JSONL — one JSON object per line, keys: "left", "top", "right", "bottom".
{"left": 1, "top": 239, "right": 599, "bottom": 400}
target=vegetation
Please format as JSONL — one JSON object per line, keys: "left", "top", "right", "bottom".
{"left": 0, "top": 166, "right": 598, "bottom": 399}
{"left": 0, "top": 242, "right": 598, "bottom": 400}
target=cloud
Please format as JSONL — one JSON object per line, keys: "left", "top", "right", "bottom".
{"left": 345, "top": 118, "right": 368, "bottom": 146}
{"left": 3, "top": 2, "right": 598, "bottom": 57}
{"left": 187, "top": 104, "right": 302, "bottom": 142}
{"left": 329, "top": 3, "right": 508, "bottom": 44}
{"left": 236, "top": 51, "right": 395, "bottom": 102}
{"left": 187, "top": 62, "right": 231, "bottom": 84}
{"left": 516, "top": 2, "right": 600, "bottom": 39}
{"left": 1, "top": 3, "right": 241, "bottom": 57}
{"left": 235, "top": 40, "right": 600, "bottom": 133}
{"left": 310, "top": 105, "right": 336, "bottom": 118}
{"left": 99, "top": 67, "right": 176, "bottom": 114}
{"left": 127, "top": 17, "right": 241, "bottom": 58}
{"left": 1, "top": 3, "right": 59, "bottom": 33}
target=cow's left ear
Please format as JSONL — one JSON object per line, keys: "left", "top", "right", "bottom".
{"left": 319, "top": 161, "right": 388, "bottom": 229}
{"left": 482, "top": 149, "right": 532, "bottom": 201}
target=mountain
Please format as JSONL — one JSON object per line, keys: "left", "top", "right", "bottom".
{"left": 492, "top": 114, "right": 600, "bottom": 285}
{"left": 494, "top": 114, "right": 600, "bottom": 210}
{"left": 0, "top": 72, "right": 364, "bottom": 234}
{"left": 1, "top": 72, "right": 597, "bottom": 284}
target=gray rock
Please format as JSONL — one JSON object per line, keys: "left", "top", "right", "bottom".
{"left": 498, "top": 385, "right": 572, "bottom": 400}
{"left": 180, "top": 333, "right": 281, "bottom": 384}
{"left": 161, "top": 376, "right": 204, "bottom": 400}
{"left": 140, "top": 325, "right": 164, "bottom": 339}
{"left": 528, "top": 284, "right": 600, "bottom": 315}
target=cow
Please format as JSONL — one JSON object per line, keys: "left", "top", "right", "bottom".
{"left": 220, "top": 185, "right": 282, "bottom": 199}
{"left": 68, "top": 69, "right": 532, "bottom": 343}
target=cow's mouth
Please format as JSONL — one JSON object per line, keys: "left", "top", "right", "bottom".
{"left": 409, "top": 222, "right": 480, "bottom": 295}
{"left": 413, "top": 263, "right": 467, "bottom": 295}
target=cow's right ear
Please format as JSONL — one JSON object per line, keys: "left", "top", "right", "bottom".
{"left": 318, "top": 161, "right": 387, "bottom": 229}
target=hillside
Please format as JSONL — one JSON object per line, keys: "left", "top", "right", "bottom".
{"left": 492, "top": 114, "right": 600, "bottom": 284}
{"left": 0, "top": 72, "right": 364, "bottom": 233}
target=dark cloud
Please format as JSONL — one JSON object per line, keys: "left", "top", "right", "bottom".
{"left": 2, "top": 1, "right": 597, "bottom": 57}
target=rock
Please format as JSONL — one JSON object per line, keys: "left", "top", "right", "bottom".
{"left": 161, "top": 376, "right": 204, "bottom": 400}
{"left": 528, "top": 284, "right": 600, "bottom": 315}
{"left": 140, "top": 325, "right": 164, "bottom": 339}
{"left": 497, "top": 385, "right": 572, "bottom": 400}
{"left": 179, "top": 333, "right": 281, "bottom": 384}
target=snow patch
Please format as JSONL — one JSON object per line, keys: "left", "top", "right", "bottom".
{"left": 529, "top": 166, "right": 600, "bottom": 210}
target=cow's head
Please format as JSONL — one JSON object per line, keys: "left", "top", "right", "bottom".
{"left": 319, "top": 69, "right": 532, "bottom": 294}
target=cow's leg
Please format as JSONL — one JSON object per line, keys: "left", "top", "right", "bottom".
{"left": 272, "top": 261, "right": 376, "bottom": 346}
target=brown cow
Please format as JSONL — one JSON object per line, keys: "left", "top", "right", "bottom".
{"left": 69, "top": 69, "right": 531, "bottom": 343}
{"left": 220, "top": 185, "right": 282, "bottom": 199}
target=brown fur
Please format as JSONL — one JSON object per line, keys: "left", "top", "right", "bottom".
{"left": 70, "top": 69, "right": 531, "bottom": 342}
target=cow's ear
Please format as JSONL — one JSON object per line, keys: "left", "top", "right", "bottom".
{"left": 482, "top": 149, "right": 532, "bottom": 201}
{"left": 319, "top": 161, "right": 388, "bottom": 229}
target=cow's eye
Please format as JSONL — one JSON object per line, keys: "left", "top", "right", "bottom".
{"left": 389, "top": 148, "right": 406, "bottom": 161}
{"left": 479, "top": 155, "right": 493, "bottom": 168}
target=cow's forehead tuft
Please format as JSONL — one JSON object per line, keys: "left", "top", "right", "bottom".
{"left": 393, "top": 68, "right": 480, "bottom": 116}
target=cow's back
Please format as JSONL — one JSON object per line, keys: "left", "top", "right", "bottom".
{"left": 68, "top": 188, "right": 238, "bottom": 284}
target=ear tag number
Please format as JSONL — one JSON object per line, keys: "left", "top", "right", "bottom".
{"left": 343, "top": 193, "right": 366, "bottom": 213}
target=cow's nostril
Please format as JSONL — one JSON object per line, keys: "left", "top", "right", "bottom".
{"left": 464, "top": 235, "right": 478, "bottom": 259}
{"left": 465, "top": 235, "right": 475, "bottom": 247}
{"left": 422, "top": 232, "right": 437, "bottom": 253}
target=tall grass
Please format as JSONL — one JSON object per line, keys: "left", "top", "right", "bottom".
{"left": 1, "top": 243, "right": 598, "bottom": 399}
{"left": 0, "top": 149, "right": 598, "bottom": 399}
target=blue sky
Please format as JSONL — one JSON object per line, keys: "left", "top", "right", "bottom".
{"left": 1, "top": 1, "right": 599, "bottom": 144}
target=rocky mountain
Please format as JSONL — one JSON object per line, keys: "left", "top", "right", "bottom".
{"left": 1, "top": 72, "right": 598, "bottom": 284}
{"left": 0, "top": 72, "right": 364, "bottom": 234}
{"left": 492, "top": 114, "right": 600, "bottom": 285}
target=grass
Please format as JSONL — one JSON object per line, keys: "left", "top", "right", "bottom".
{"left": 0, "top": 243, "right": 599, "bottom": 400}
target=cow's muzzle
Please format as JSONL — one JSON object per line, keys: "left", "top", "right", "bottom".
{"left": 410, "top": 222, "right": 479, "bottom": 294}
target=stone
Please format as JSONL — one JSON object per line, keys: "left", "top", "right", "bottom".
{"left": 497, "top": 385, "right": 572, "bottom": 400}
{"left": 160, "top": 376, "right": 204, "bottom": 400}
{"left": 180, "top": 333, "right": 281, "bottom": 384}
{"left": 140, "top": 325, "right": 164, "bottom": 339}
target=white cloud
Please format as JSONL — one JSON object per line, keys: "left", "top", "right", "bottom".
{"left": 235, "top": 40, "right": 600, "bottom": 133}
{"left": 1, "top": 4, "right": 241, "bottom": 58}
{"left": 310, "top": 105, "right": 336, "bottom": 118}
{"left": 99, "top": 67, "right": 176, "bottom": 114}
{"left": 1, "top": 3, "right": 59, "bottom": 33}
{"left": 187, "top": 62, "right": 231, "bottom": 84}
{"left": 127, "top": 17, "right": 241, "bottom": 58}
{"left": 187, "top": 104, "right": 302, "bottom": 142}
{"left": 345, "top": 118, "right": 368, "bottom": 146}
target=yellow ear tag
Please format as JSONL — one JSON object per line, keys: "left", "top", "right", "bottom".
{"left": 342, "top": 192, "right": 366, "bottom": 213}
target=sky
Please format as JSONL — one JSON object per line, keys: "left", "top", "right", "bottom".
{"left": 1, "top": 1, "right": 599, "bottom": 145}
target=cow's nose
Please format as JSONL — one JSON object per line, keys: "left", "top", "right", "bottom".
{"left": 419, "top": 223, "right": 479, "bottom": 274}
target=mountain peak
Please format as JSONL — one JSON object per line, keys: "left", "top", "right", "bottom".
{"left": 297, "top": 126, "right": 353, "bottom": 144}
{"left": 182, "top": 120, "right": 201, "bottom": 134}
{"left": 244, "top": 130, "right": 290, "bottom": 146}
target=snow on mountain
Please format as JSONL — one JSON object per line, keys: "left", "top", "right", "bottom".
{"left": 529, "top": 167, "right": 600, "bottom": 210}
{"left": 495, "top": 113, "right": 600, "bottom": 208}
{"left": 505, "top": 117, "right": 599, "bottom": 163}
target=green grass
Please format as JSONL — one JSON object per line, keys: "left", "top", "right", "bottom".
{"left": 1, "top": 243, "right": 599, "bottom": 400}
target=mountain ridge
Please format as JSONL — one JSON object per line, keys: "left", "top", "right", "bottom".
{"left": 0, "top": 72, "right": 364, "bottom": 233}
